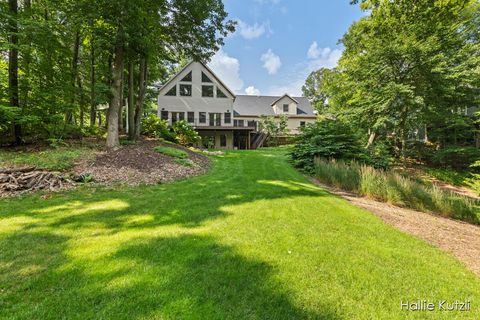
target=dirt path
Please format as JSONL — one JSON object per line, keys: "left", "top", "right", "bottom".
{"left": 310, "top": 178, "right": 480, "bottom": 277}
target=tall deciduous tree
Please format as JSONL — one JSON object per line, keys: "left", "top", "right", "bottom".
{"left": 322, "top": 0, "right": 480, "bottom": 157}
{"left": 8, "top": 0, "right": 21, "bottom": 144}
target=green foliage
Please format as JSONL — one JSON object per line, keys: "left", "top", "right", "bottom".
{"left": 141, "top": 115, "right": 176, "bottom": 141}
{"left": 314, "top": 158, "right": 479, "bottom": 224}
{"left": 0, "top": 147, "right": 92, "bottom": 171}
{"left": 1, "top": 0, "right": 235, "bottom": 145}
{"left": 172, "top": 120, "right": 200, "bottom": 146}
{"left": 301, "top": 68, "right": 333, "bottom": 112}
{"left": 258, "top": 115, "right": 289, "bottom": 146}
{"left": 290, "top": 118, "right": 364, "bottom": 172}
{"left": 314, "top": 0, "right": 480, "bottom": 161}
{"left": 429, "top": 147, "right": 480, "bottom": 170}
{"left": 153, "top": 146, "right": 188, "bottom": 159}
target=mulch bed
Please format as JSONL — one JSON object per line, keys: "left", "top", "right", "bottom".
{"left": 73, "top": 139, "right": 211, "bottom": 186}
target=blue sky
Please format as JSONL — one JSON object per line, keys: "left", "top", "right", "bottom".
{"left": 207, "top": 0, "right": 365, "bottom": 97}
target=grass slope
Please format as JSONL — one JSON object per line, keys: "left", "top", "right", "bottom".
{"left": 0, "top": 149, "right": 479, "bottom": 319}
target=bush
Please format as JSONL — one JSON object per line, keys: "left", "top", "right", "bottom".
{"left": 142, "top": 115, "right": 176, "bottom": 141}
{"left": 428, "top": 147, "right": 480, "bottom": 170}
{"left": 313, "top": 158, "right": 479, "bottom": 224}
{"left": 153, "top": 146, "right": 188, "bottom": 159}
{"left": 172, "top": 120, "right": 200, "bottom": 146}
{"left": 290, "top": 119, "right": 365, "bottom": 172}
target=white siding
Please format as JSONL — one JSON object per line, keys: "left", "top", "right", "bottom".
{"left": 158, "top": 62, "right": 235, "bottom": 127}
{"left": 272, "top": 96, "right": 298, "bottom": 115}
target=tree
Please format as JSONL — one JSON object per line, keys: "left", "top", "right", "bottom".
{"left": 259, "top": 115, "right": 289, "bottom": 146}
{"left": 321, "top": 0, "right": 480, "bottom": 160}
{"left": 302, "top": 68, "right": 332, "bottom": 112}
{"left": 0, "top": 0, "right": 234, "bottom": 147}
{"left": 7, "top": 0, "right": 21, "bottom": 144}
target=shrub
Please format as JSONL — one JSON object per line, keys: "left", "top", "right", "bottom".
{"left": 142, "top": 115, "right": 176, "bottom": 141}
{"left": 153, "top": 146, "right": 188, "bottom": 159}
{"left": 290, "top": 119, "right": 365, "bottom": 172}
{"left": 428, "top": 147, "right": 480, "bottom": 170}
{"left": 313, "top": 158, "right": 479, "bottom": 224}
{"left": 172, "top": 120, "right": 200, "bottom": 146}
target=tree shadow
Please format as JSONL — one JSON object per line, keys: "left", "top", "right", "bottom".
{"left": 0, "top": 150, "right": 341, "bottom": 318}
{"left": 0, "top": 231, "right": 340, "bottom": 319}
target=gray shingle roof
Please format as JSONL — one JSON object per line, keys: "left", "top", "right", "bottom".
{"left": 233, "top": 95, "right": 315, "bottom": 117}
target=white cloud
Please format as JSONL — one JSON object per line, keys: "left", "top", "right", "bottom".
{"left": 261, "top": 49, "right": 282, "bottom": 75}
{"left": 245, "top": 86, "right": 261, "bottom": 96}
{"left": 236, "top": 19, "right": 271, "bottom": 40}
{"left": 307, "top": 42, "right": 342, "bottom": 68}
{"left": 307, "top": 41, "right": 321, "bottom": 59}
{"left": 208, "top": 49, "right": 244, "bottom": 92}
{"left": 266, "top": 45, "right": 343, "bottom": 96}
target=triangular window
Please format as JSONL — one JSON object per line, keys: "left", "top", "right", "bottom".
{"left": 165, "top": 85, "right": 177, "bottom": 96}
{"left": 216, "top": 87, "right": 227, "bottom": 98}
{"left": 181, "top": 71, "right": 192, "bottom": 82}
{"left": 202, "top": 72, "right": 213, "bottom": 83}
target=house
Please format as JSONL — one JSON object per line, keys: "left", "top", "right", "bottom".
{"left": 157, "top": 61, "right": 317, "bottom": 149}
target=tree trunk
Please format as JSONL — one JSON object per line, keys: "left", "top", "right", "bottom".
{"left": 127, "top": 60, "right": 135, "bottom": 139}
{"left": 366, "top": 130, "right": 376, "bottom": 148}
{"left": 89, "top": 37, "right": 96, "bottom": 126}
{"left": 77, "top": 73, "right": 84, "bottom": 127}
{"left": 118, "top": 71, "right": 124, "bottom": 132}
{"left": 66, "top": 30, "right": 80, "bottom": 124}
{"left": 21, "top": 0, "right": 31, "bottom": 110}
{"left": 106, "top": 41, "right": 125, "bottom": 148}
{"left": 8, "top": 0, "right": 21, "bottom": 145}
{"left": 133, "top": 56, "right": 147, "bottom": 140}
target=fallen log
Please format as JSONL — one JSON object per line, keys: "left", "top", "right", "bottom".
{"left": 0, "top": 168, "right": 74, "bottom": 196}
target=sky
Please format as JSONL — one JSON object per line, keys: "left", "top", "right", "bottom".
{"left": 207, "top": 0, "right": 365, "bottom": 97}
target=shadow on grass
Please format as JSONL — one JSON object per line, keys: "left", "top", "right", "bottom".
{"left": 0, "top": 150, "right": 340, "bottom": 319}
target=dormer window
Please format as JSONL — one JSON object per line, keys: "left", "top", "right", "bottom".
{"left": 283, "top": 104, "right": 289, "bottom": 113}
{"left": 202, "top": 72, "right": 213, "bottom": 83}
{"left": 181, "top": 71, "right": 192, "bottom": 82}
{"left": 165, "top": 86, "right": 176, "bottom": 96}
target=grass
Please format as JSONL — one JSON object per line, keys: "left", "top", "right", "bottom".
{"left": 0, "top": 147, "right": 92, "bottom": 171}
{"left": 174, "top": 158, "right": 194, "bottom": 167}
{"left": 153, "top": 146, "right": 188, "bottom": 159}
{"left": 0, "top": 149, "right": 479, "bottom": 319}
{"left": 314, "top": 158, "right": 479, "bottom": 224}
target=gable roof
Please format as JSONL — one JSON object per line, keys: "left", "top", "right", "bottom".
{"left": 270, "top": 94, "right": 299, "bottom": 106}
{"left": 233, "top": 95, "right": 315, "bottom": 117}
{"left": 158, "top": 61, "right": 236, "bottom": 98}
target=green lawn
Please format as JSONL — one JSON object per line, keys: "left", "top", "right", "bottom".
{"left": 0, "top": 149, "right": 479, "bottom": 319}
{"left": 0, "top": 146, "right": 93, "bottom": 171}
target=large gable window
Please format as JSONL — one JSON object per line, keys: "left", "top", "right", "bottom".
{"left": 179, "top": 84, "right": 192, "bottom": 97}
{"left": 181, "top": 71, "right": 192, "bottom": 82}
{"left": 202, "top": 85, "right": 214, "bottom": 97}
{"left": 202, "top": 72, "right": 213, "bottom": 83}
{"left": 216, "top": 87, "right": 227, "bottom": 98}
{"left": 165, "top": 86, "right": 176, "bottom": 96}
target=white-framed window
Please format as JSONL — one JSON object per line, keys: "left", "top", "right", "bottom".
{"left": 283, "top": 104, "right": 289, "bottom": 113}
{"left": 179, "top": 84, "right": 192, "bottom": 96}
